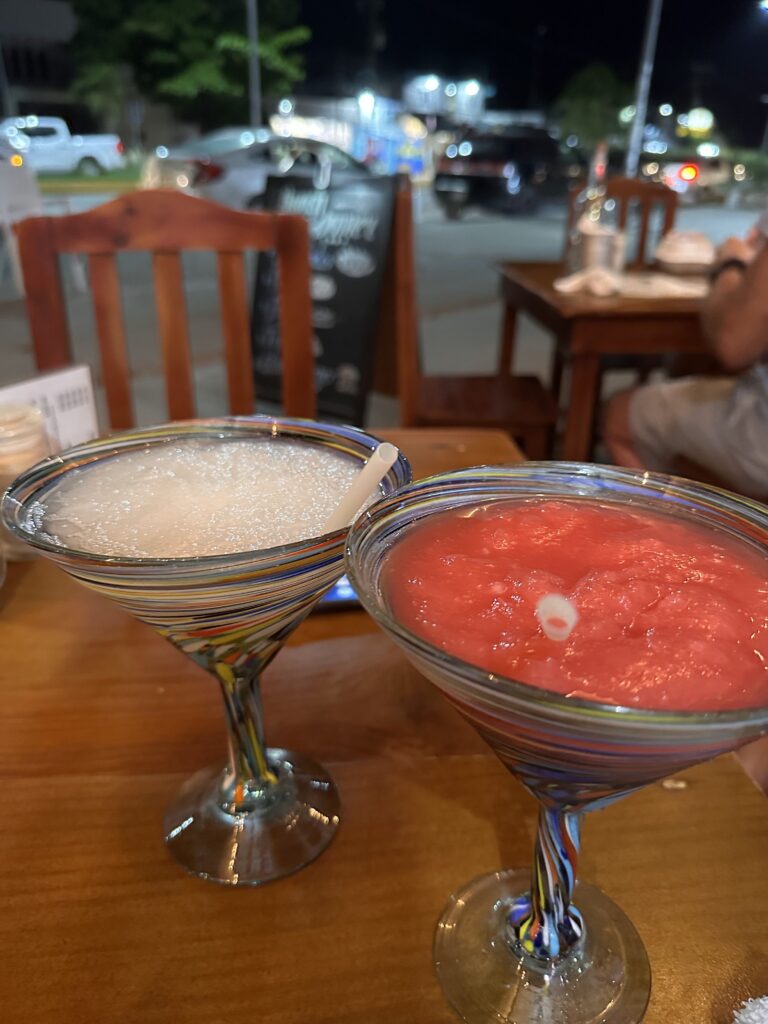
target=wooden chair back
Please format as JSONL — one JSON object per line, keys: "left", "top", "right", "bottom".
{"left": 15, "top": 189, "right": 314, "bottom": 429}
{"left": 376, "top": 175, "right": 421, "bottom": 427}
{"left": 565, "top": 175, "right": 678, "bottom": 270}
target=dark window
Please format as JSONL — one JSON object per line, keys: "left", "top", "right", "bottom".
{"left": 24, "top": 126, "right": 57, "bottom": 138}
{"left": 458, "top": 136, "right": 559, "bottom": 164}
{"left": 6, "top": 46, "right": 19, "bottom": 79}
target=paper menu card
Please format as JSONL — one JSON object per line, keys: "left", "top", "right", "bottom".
{"left": 0, "top": 366, "right": 99, "bottom": 452}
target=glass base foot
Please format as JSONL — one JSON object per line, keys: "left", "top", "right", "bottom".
{"left": 434, "top": 869, "right": 650, "bottom": 1024}
{"left": 163, "top": 748, "right": 340, "bottom": 886}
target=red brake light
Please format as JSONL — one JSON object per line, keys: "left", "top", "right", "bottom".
{"left": 116, "top": 139, "right": 125, "bottom": 154}
{"left": 191, "top": 160, "right": 224, "bottom": 185}
{"left": 679, "top": 164, "right": 698, "bottom": 182}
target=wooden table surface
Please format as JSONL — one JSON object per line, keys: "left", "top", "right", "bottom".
{"left": 2, "top": 427, "right": 768, "bottom": 1024}
{"left": 498, "top": 261, "right": 709, "bottom": 462}
{"left": 499, "top": 261, "right": 708, "bottom": 321}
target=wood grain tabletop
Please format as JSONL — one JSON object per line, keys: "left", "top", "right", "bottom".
{"left": 1, "top": 427, "right": 766, "bottom": 1024}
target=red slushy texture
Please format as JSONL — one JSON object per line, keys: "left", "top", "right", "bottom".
{"left": 383, "top": 500, "right": 768, "bottom": 711}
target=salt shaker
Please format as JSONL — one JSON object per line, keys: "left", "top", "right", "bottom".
{"left": 0, "top": 404, "right": 50, "bottom": 561}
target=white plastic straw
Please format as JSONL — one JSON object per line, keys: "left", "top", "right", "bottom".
{"left": 536, "top": 594, "right": 580, "bottom": 642}
{"left": 323, "top": 442, "right": 399, "bottom": 533}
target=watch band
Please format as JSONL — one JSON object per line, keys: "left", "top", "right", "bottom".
{"left": 709, "top": 257, "right": 748, "bottom": 284}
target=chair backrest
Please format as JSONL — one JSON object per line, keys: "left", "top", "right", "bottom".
{"left": 565, "top": 175, "right": 678, "bottom": 270}
{"left": 382, "top": 175, "right": 421, "bottom": 427}
{"left": 14, "top": 189, "right": 314, "bottom": 429}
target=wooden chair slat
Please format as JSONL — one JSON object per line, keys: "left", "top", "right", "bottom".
{"left": 14, "top": 217, "right": 71, "bottom": 370}
{"left": 88, "top": 252, "right": 134, "bottom": 429}
{"left": 152, "top": 250, "right": 195, "bottom": 420}
{"left": 217, "top": 251, "right": 254, "bottom": 415}
{"left": 47, "top": 190, "right": 280, "bottom": 253}
{"left": 275, "top": 217, "right": 315, "bottom": 419}
{"left": 391, "top": 179, "right": 421, "bottom": 427}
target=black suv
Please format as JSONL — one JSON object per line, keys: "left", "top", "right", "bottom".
{"left": 433, "top": 129, "right": 574, "bottom": 218}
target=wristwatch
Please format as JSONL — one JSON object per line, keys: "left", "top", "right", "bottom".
{"left": 709, "top": 258, "right": 748, "bottom": 284}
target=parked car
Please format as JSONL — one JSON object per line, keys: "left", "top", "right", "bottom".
{"left": 0, "top": 116, "right": 125, "bottom": 175}
{"left": 433, "top": 129, "right": 569, "bottom": 218}
{"left": 140, "top": 126, "right": 272, "bottom": 188}
{"left": 143, "top": 133, "right": 371, "bottom": 208}
{"left": 660, "top": 157, "right": 733, "bottom": 201}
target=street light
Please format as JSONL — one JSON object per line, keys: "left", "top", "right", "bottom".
{"left": 659, "top": 103, "right": 673, "bottom": 116}
{"left": 760, "top": 1, "right": 768, "bottom": 11}
{"left": 357, "top": 90, "right": 376, "bottom": 123}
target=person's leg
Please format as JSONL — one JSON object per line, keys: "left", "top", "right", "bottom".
{"left": 603, "top": 374, "right": 768, "bottom": 497}
{"left": 603, "top": 389, "right": 647, "bottom": 469}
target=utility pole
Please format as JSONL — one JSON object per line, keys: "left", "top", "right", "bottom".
{"left": 625, "top": 0, "right": 664, "bottom": 177}
{"left": 246, "top": 0, "right": 261, "bottom": 126}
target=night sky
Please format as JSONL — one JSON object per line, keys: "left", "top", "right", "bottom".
{"left": 299, "top": 0, "right": 768, "bottom": 145}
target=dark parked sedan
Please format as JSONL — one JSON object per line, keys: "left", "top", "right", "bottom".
{"left": 433, "top": 131, "right": 576, "bottom": 218}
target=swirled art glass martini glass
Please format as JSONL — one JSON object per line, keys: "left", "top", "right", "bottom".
{"left": 346, "top": 464, "right": 768, "bottom": 1024}
{"left": 2, "top": 417, "right": 410, "bottom": 886}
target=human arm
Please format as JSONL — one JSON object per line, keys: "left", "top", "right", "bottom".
{"left": 701, "top": 234, "right": 768, "bottom": 371}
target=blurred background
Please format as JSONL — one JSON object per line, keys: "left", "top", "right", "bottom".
{"left": 1, "top": 0, "right": 767, "bottom": 425}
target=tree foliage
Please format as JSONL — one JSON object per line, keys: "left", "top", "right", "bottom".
{"left": 554, "top": 64, "right": 633, "bottom": 148}
{"left": 71, "top": 0, "right": 310, "bottom": 127}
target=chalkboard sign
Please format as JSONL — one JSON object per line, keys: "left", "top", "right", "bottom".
{"left": 251, "top": 174, "right": 397, "bottom": 423}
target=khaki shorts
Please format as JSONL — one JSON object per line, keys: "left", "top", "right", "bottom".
{"left": 628, "top": 370, "right": 768, "bottom": 497}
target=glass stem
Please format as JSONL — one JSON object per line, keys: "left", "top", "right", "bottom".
{"left": 508, "top": 806, "right": 584, "bottom": 961}
{"left": 216, "top": 665, "right": 277, "bottom": 803}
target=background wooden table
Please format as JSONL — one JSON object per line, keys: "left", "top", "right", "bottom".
{"left": 498, "top": 261, "right": 709, "bottom": 462}
{"left": 2, "top": 427, "right": 767, "bottom": 1024}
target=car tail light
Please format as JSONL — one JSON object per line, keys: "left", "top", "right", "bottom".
{"left": 191, "top": 160, "right": 224, "bottom": 185}
{"left": 678, "top": 164, "right": 699, "bottom": 182}
{"left": 116, "top": 139, "right": 125, "bottom": 154}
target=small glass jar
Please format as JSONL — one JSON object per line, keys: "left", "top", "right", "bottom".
{"left": 0, "top": 404, "right": 50, "bottom": 561}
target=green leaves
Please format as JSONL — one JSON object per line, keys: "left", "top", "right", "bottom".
{"left": 158, "top": 58, "right": 244, "bottom": 99}
{"left": 555, "top": 65, "right": 634, "bottom": 149}
{"left": 71, "top": 0, "right": 311, "bottom": 123}
{"left": 71, "top": 62, "right": 126, "bottom": 123}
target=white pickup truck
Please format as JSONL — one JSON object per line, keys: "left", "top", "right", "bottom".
{"left": 0, "top": 115, "right": 126, "bottom": 175}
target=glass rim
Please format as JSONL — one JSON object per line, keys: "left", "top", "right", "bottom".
{"left": 1, "top": 415, "right": 412, "bottom": 569}
{"left": 345, "top": 462, "right": 768, "bottom": 728}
